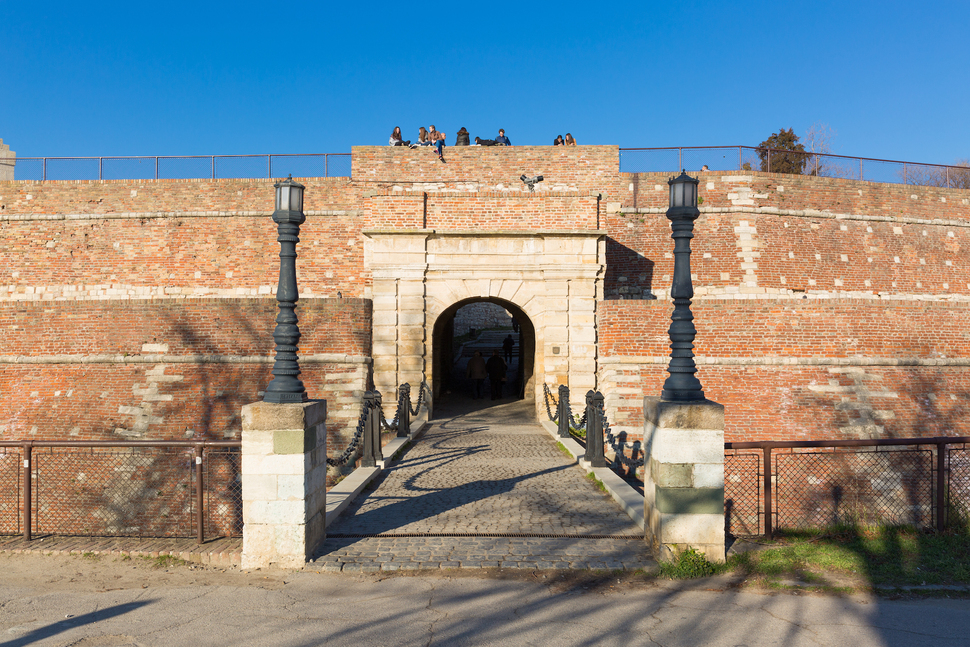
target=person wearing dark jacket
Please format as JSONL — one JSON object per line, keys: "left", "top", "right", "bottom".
{"left": 496, "top": 129, "right": 511, "bottom": 146}
{"left": 466, "top": 350, "right": 487, "bottom": 399}
{"left": 485, "top": 350, "right": 507, "bottom": 400}
{"left": 455, "top": 127, "right": 470, "bottom": 146}
{"left": 475, "top": 137, "right": 498, "bottom": 146}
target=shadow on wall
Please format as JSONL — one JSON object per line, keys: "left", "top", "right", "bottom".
{"left": 604, "top": 238, "right": 656, "bottom": 300}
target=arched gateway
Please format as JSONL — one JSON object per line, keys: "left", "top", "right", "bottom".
{"left": 364, "top": 225, "right": 605, "bottom": 417}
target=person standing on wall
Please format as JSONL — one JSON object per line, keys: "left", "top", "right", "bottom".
{"left": 496, "top": 129, "right": 511, "bottom": 146}
{"left": 486, "top": 350, "right": 507, "bottom": 400}
{"left": 466, "top": 350, "right": 487, "bottom": 399}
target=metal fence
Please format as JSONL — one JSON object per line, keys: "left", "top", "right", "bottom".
{"left": 724, "top": 437, "right": 970, "bottom": 537}
{"left": 0, "top": 440, "right": 241, "bottom": 543}
{"left": 9, "top": 153, "right": 352, "bottom": 181}
{"left": 619, "top": 146, "right": 970, "bottom": 189}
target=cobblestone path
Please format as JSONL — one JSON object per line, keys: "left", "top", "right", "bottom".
{"left": 316, "top": 399, "right": 654, "bottom": 571}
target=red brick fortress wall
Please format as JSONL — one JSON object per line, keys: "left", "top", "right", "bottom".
{"left": 0, "top": 298, "right": 372, "bottom": 451}
{"left": 597, "top": 300, "right": 970, "bottom": 443}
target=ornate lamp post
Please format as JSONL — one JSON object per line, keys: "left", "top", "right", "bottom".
{"left": 661, "top": 170, "right": 705, "bottom": 402}
{"left": 263, "top": 175, "right": 309, "bottom": 404}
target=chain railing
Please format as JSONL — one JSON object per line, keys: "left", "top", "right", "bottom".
{"left": 619, "top": 146, "right": 970, "bottom": 189}
{"left": 546, "top": 384, "right": 640, "bottom": 470}
{"left": 0, "top": 440, "right": 240, "bottom": 543}
{"left": 9, "top": 153, "right": 352, "bottom": 182}
{"left": 724, "top": 437, "right": 970, "bottom": 537}
{"left": 327, "top": 382, "right": 427, "bottom": 468}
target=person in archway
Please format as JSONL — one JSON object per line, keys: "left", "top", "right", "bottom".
{"left": 466, "top": 350, "right": 487, "bottom": 399}
{"left": 486, "top": 350, "right": 507, "bottom": 400}
{"left": 502, "top": 334, "right": 515, "bottom": 364}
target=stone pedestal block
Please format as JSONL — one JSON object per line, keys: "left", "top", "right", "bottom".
{"left": 643, "top": 396, "right": 725, "bottom": 563}
{"left": 241, "top": 399, "right": 327, "bottom": 569}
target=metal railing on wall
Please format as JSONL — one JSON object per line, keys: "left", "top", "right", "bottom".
{"left": 0, "top": 440, "right": 241, "bottom": 544}
{"left": 8, "top": 153, "right": 352, "bottom": 182}
{"left": 724, "top": 436, "right": 970, "bottom": 537}
{"left": 619, "top": 146, "right": 970, "bottom": 189}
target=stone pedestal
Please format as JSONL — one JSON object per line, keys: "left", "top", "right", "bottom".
{"left": 643, "top": 396, "right": 725, "bottom": 563}
{"left": 241, "top": 399, "right": 327, "bottom": 569}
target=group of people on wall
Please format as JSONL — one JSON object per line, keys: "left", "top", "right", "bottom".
{"left": 388, "top": 126, "right": 578, "bottom": 157}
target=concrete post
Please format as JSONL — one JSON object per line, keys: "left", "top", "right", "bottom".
{"left": 642, "top": 396, "right": 725, "bottom": 563}
{"left": 241, "top": 399, "right": 328, "bottom": 569}
{"left": 0, "top": 139, "right": 15, "bottom": 181}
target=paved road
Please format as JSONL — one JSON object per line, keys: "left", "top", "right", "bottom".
{"left": 319, "top": 398, "right": 652, "bottom": 571}
{"left": 3, "top": 553, "right": 969, "bottom": 647}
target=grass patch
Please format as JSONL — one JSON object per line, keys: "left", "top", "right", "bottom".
{"left": 586, "top": 472, "right": 607, "bottom": 493}
{"left": 728, "top": 525, "right": 970, "bottom": 588}
{"left": 80, "top": 552, "right": 101, "bottom": 561}
{"left": 555, "top": 441, "right": 573, "bottom": 458}
{"left": 569, "top": 427, "right": 586, "bottom": 440}
{"left": 659, "top": 547, "right": 723, "bottom": 579}
{"left": 143, "top": 554, "right": 188, "bottom": 569}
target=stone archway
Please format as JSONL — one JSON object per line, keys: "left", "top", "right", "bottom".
{"left": 364, "top": 229, "right": 605, "bottom": 419}
{"left": 430, "top": 297, "right": 537, "bottom": 402}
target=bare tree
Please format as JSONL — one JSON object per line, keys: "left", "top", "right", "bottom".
{"left": 803, "top": 122, "right": 853, "bottom": 178}
{"left": 899, "top": 158, "right": 970, "bottom": 189}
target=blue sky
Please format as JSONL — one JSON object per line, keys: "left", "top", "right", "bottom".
{"left": 2, "top": 0, "right": 968, "bottom": 165}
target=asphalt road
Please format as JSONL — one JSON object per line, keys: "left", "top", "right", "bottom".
{"left": 2, "top": 553, "right": 969, "bottom": 647}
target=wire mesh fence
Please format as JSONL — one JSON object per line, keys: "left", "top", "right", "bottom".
{"left": 725, "top": 437, "right": 970, "bottom": 536}
{"left": 204, "top": 447, "right": 243, "bottom": 539}
{"left": 0, "top": 442, "right": 241, "bottom": 541}
{"left": 775, "top": 448, "right": 935, "bottom": 529}
{"left": 8, "top": 154, "right": 352, "bottom": 181}
{"left": 948, "top": 446, "right": 970, "bottom": 524}
{"left": 33, "top": 447, "right": 196, "bottom": 538}
{"left": 724, "top": 451, "right": 761, "bottom": 536}
{"left": 0, "top": 447, "right": 21, "bottom": 535}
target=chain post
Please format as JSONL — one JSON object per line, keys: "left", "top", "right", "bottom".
{"left": 557, "top": 385, "right": 570, "bottom": 439}
{"left": 397, "top": 383, "right": 411, "bottom": 438}
{"left": 360, "top": 392, "right": 377, "bottom": 467}
{"left": 584, "top": 391, "right": 608, "bottom": 467}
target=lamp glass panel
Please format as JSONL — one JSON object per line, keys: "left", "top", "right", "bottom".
{"left": 687, "top": 183, "right": 696, "bottom": 206}
{"left": 669, "top": 184, "right": 676, "bottom": 206}
{"left": 275, "top": 187, "right": 282, "bottom": 211}
{"left": 674, "top": 182, "right": 685, "bottom": 207}
{"left": 290, "top": 185, "right": 303, "bottom": 211}
{"left": 279, "top": 186, "right": 290, "bottom": 212}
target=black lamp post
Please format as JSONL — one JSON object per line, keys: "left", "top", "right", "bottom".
{"left": 660, "top": 170, "right": 705, "bottom": 402}
{"left": 263, "top": 175, "right": 309, "bottom": 404}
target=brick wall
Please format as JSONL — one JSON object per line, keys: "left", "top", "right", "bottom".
{"left": 3, "top": 149, "right": 970, "bottom": 452}
{"left": 597, "top": 299, "right": 970, "bottom": 442}
{"left": 352, "top": 145, "right": 621, "bottom": 199}
{"left": 363, "top": 192, "right": 600, "bottom": 231}
{"left": 0, "top": 298, "right": 372, "bottom": 454}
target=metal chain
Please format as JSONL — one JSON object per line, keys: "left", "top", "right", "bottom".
{"left": 542, "top": 383, "right": 559, "bottom": 422}
{"left": 326, "top": 397, "right": 373, "bottom": 467}
{"left": 408, "top": 382, "right": 426, "bottom": 417}
{"left": 599, "top": 399, "right": 644, "bottom": 468}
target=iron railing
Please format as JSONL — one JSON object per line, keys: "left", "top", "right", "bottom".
{"left": 0, "top": 440, "right": 240, "bottom": 543}
{"left": 724, "top": 437, "right": 970, "bottom": 537}
{"left": 8, "top": 146, "right": 968, "bottom": 189}
{"left": 8, "top": 153, "right": 352, "bottom": 182}
{"left": 619, "top": 146, "right": 970, "bottom": 189}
